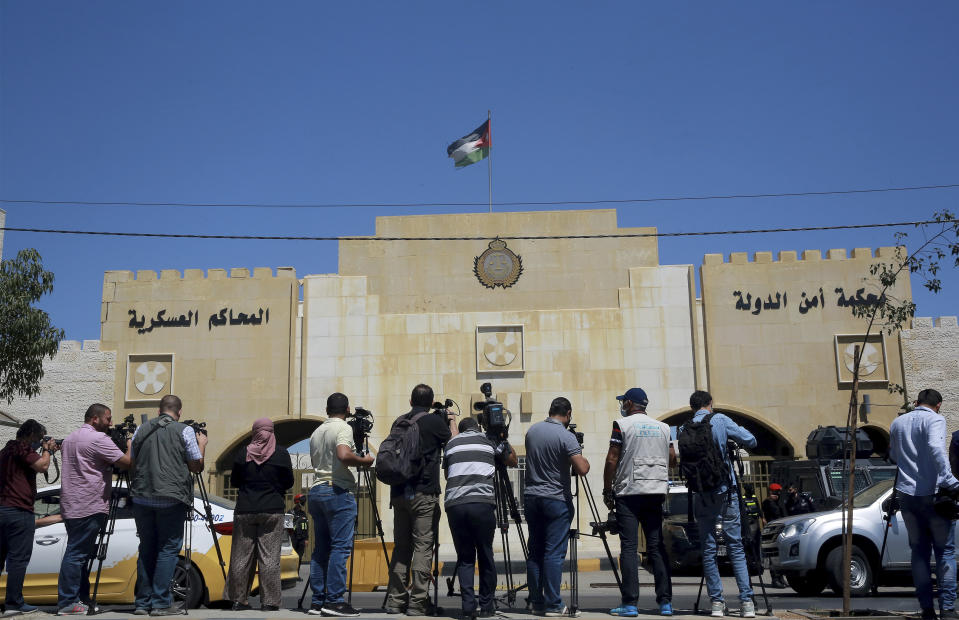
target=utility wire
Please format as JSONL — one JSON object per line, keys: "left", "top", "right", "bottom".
{"left": 1, "top": 218, "right": 955, "bottom": 242}
{"left": 2, "top": 183, "right": 958, "bottom": 210}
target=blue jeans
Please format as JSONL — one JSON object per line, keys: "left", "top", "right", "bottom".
{"left": 694, "top": 491, "right": 753, "bottom": 603}
{"left": 900, "top": 493, "right": 956, "bottom": 610}
{"left": 524, "top": 495, "right": 573, "bottom": 611}
{"left": 133, "top": 502, "right": 188, "bottom": 610}
{"left": 0, "top": 506, "right": 35, "bottom": 608}
{"left": 309, "top": 483, "right": 357, "bottom": 606}
{"left": 58, "top": 513, "right": 107, "bottom": 609}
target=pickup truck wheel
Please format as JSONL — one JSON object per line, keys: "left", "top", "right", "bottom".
{"left": 785, "top": 572, "right": 826, "bottom": 596}
{"left": 826, "top": 546, "right": 873, "bottom": 597}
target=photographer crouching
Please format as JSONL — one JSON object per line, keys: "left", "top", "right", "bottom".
{"left": 130, "top": 394, "right": 207, "bottom": 616}
{"left": 0, "top": 419, "right": 59, "bottom": 616}
{"left": 306, "top": 392, "right": 374, "bottom": 617}
{"left": 56, "top": 404, "right": 133, "bottom": 615}
{"left": 890, "top": 389, "right": 959, "bottom": 620}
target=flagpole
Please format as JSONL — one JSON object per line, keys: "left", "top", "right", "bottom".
{"left": 487, "top": 110, "right": 492, "bottom": 214}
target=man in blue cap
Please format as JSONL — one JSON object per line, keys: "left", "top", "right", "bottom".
{"left": 603, "top": 388, "right": 675, "bottom": 617}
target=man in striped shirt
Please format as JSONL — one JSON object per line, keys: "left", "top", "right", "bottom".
{"left": 443, "top": 418, "right": 517, "bottom": 619}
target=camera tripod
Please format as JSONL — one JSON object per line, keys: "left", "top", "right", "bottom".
{"left": 568, "top": 470, "right": 622, "bottom": 617}
{"left": 692, "top": 444, "right": 772, "bottom": 616}
{"left": 86, "top": 470, "right": 129, "bottom": 614}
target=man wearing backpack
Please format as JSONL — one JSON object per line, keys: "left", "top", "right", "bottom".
{"left": 383, "top": 384, "right": 455, "bottom": 616}
{"left": 679, "top": 391, "right": 757, "bottom": 618}
{"left": 602, "top": 387, "right": 675, "bottom": 617}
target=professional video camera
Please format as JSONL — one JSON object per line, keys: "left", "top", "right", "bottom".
{"left": 182, "top": 419, "right": 207, "bottom": 436}
{"left": 568, "top": 422, "right": 585, "bottom": 447}
{"left": 473, "top": 382, "right": 510, "bottom": 440}
{"left": 431, "top": 398, "right": 459, "bottom": 418}
{"left": 106, "top": 414, "right": 137, "bottom": 452}
{"left": 590, "top": 510, "right": 621, "bottom": 536}
{"left": 347, "top": 407, "right": 374, "bottom": 448}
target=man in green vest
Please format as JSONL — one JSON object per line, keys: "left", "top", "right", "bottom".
{"left": 130, "top": 395, "right": 207, "bottom": 616}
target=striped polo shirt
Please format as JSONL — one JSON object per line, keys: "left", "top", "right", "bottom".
{"left": 443, "top": 430, "right": 496, "bottom": 507}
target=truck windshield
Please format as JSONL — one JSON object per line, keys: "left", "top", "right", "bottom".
{"left": 851, "top": 479, "right": 894, "bottom": 509}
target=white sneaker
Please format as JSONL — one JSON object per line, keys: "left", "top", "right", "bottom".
{"left": 741, "top": 601, "right": 756, "bottom": 618}
{"left": 711, "top": 601, "right": 725, "bottom": 618}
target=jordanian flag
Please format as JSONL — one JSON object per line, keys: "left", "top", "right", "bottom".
{"left": 447, "top": 120, "right": 490, "bottom": 168}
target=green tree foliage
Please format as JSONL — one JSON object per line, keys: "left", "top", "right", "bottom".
{"left": 0, "top": 248, "right": 64, "bottom": 403}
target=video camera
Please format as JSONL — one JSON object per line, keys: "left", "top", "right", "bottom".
{"left": 431, "top": 398, "right": 459, "bottom": 418}
{"left": 182, "top": 419, "right": 207, "bottom": 436}
{"left": 568, "top": 423, "right": 585, "bottom": 448}
{"left": 106, "top": 414, "right": 137, "bottom": 453}
{"left": 347, "top": 407, "right": 374, "bottom": 448}
{"left": 590, "top": 511, "right": 621, "bottom": 536}
{"left": 473, "top": 382, "right": 510, "bottom": 440}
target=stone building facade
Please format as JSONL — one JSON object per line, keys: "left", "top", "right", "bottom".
{"left": 6, "top": 208, "right": 959, "bottom": 541}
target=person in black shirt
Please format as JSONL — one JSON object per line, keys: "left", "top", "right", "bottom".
{"left": 761, "top": 484, "right": 784, "bottom": 523}
{"left": 384, "top": 384, "right": 456, "bottom": 616}
{"left": 225, "top": 418, "right": 294, "bottom": 611}
{"left": 291, "top": 494, "right": 310, "bottom": 564}
{"left": 785, "top": 485, "right": 814, "bottom": 515}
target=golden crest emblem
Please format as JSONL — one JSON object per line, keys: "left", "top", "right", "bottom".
{"left": 474, "top": 238, "right": 522, "bottom": 289}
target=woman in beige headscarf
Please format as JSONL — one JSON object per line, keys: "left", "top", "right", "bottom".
{"left": 225, "top": 418, "right": 293, "bottom": 611}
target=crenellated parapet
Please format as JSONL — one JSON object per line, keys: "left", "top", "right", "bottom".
{"left": 104, "top": 266, "right": 296, "bottom": 284}
{"left": 703, "top": 246, "right": 902, "bottom": 265}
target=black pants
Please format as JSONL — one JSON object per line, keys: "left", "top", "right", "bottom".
{"left": 616, "top": 494, "right": 672, "bottom": 606}
{"left": 447, "top": 502, "right": 496, "bottom": 613}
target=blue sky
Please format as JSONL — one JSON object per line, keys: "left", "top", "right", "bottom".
{"left": 2, "top": 2, "right": 958, "bottom": 341}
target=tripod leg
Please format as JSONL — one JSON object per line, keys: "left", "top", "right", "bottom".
{"left": 693, "top": 572, "right": 705, "bottom": 614}
{"left": 579, "top": 476, "right": 622, "bottom": 589}
{"left": 298, "top": 576, "right": 311, "bottom": 610}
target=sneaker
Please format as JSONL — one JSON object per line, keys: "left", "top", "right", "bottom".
{"left": 711, "top": 601, "right": 725, "bottom": 618}
{"left": 741, "top": 601, "right": 755, "bottom": 618}
{"left": 321, "top": 602, "right": 360, "bottom": 617}
{"left": 3, "top": 604, "right": 38, "bottom": 617}
{"left": 231, "top": 602, "right": 252, "bottom": 611}
{"left": 922, "top": 610, "right": 939, "bottom": 620}
{"left": 525, "top": 603, "right": 545, "bottom": 615}
{"left": 134, "top": 610, "right": 151, "bottom": 616}
{"left": 545, "top": 607, "right": 578, "bottom": 618}
{"left": 384, "top": 608, "right": 405, "bottom": 615}
{"left": 478, "top": 609, "right": 496, "bottom": 619}
{"left": 58, "top": 603, "right": 89, "bottom": 616}
{"left": 610, "top": 606, "right": 639, "bottom": 617}
{"left": 150, "top": 605, "right": 186, "bottom": 616}
{"left": 942, "top": 610, "right": 959, "bottom": 620}
{"left": 308, "top": 605, "right": 324, "bottom": 616}
{"left": 261, "top": 605, "right": 280, "bottom": 612}
{"left": 660, "top": 602, "right": 673, "bottom": 617}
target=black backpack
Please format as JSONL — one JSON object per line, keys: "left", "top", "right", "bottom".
{"left": 678, "top": 412, "right": 728, "bottom": 493}
{"left": 374, "top": 411, "right": 430, "bottom": 486}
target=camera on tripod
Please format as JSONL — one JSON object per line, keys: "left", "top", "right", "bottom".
{"left": 347, "top": 407, "right": 374, "bottom": 448}
{"left": 182, "top": 419, "right": 208, "bottom": 436}
{"left": 106, "top": 414, "right": 137, "bottom": 452}
{"left": 473, "top": 382, "right": 509, "bottom": 440}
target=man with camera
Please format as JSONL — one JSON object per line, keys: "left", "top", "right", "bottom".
{"left": 890, "top": 389, "right": 959, "bottom": 620}
{"left": 524, "top": 397, "right": 590, "bottom": 617}
{"left": 306, "top": 392, "right": 374, "bottom": 617}
{"left": 0, "top": 419, "right": 59, "bottom": 616}
{"left": 56, "top": 404, "right": 133, "bottom": 615}
{"left": 384, "top": 384, "right": 456, "bottom": 616}
{"left": 679, "top": 391, "right": 756, "bottom": 618}
{"left": 602, "top": 387, "right": 674, "bottom": 617}
{"left": 130, "top": 394, "right": 207, "bottom": 616}
{"left": 443, "top": 417, "right": 517, "bottom": 620}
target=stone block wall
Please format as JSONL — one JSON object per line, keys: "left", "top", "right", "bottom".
{"left": 901, "top": 316, "right": 959, "bottom": 434}
{"left": 0, "top": 340, "right": 116, "bottom": 484}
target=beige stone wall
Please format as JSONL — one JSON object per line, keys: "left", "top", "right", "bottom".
{"left": 100, "top": 267, "right": 299, "bottom": 470}
{"left": 700, "top": 247, "right": 912, "bottom": 455}
{"left": 339, "top": 209, "right": 658, "bottom": 314}
{"left": 302, "top": 260, "right": 699, "bottom": 541}
{"left": 901, "top": 316, "right": 959, "bottom": 435}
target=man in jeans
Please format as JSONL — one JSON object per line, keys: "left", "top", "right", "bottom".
{"left": 524, "top": 397, "right": 590, "bottom": 617}
{"left": 130, "top": 395, "right": 207, "bottom": 616}
{"left": 57, "top": 404, "right": 133, "bottom": 615}
{"left": 683, "top": 391, "right": 757, "bottom": 618}
{"left": 0, "top": 419, "right": 58, "bottom": 616}
{"left": 307, "top": 392, "right": 374, "bottom": 617}
{"left": 384, "top": 384, "right": 455, "bottom": 616}
{"left": 891, "top": 389, "right": 959, "bottom": 620}
{"left": 602, "top": 387, "right": 674, "bottom": 617}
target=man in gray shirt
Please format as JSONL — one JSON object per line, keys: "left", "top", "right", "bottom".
{"left": 523, "top": 397, "right": 590, "bottom": 616}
